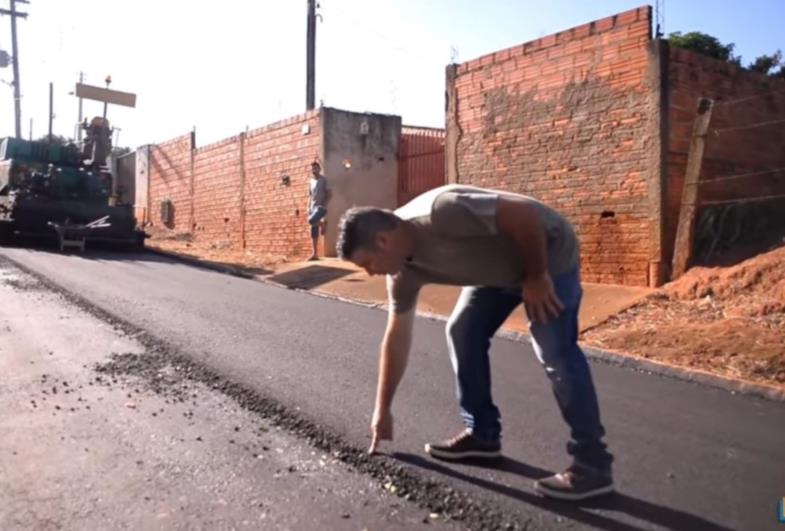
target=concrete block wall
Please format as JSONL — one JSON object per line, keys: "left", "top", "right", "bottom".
{"left": 321, "top": 108, "right": 401, "bottom": 254}
{"left": 133, "top": 146, "right": 151, "bottom": 224}
{"left": 447, "top": 6, "right": 658, "bottom": 286}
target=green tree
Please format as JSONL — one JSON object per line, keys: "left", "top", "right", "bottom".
{"left": 748, "top": 50, "right": 781, "bottom": 73}
{"left": 748, "top": 50, "right": 785, "bottom": 78}
{"left": 668, "top": 31, "right": 741, "bottom": 65}
{"left": 669, "top": 31, "right": 785, "bottom": 78}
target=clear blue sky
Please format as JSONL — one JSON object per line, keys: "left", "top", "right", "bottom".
{"left": 0, "top": 1, "right": 782, "bottom": 148}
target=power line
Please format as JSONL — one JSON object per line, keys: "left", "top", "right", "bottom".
{"left": 323, "top": 2, "right": 445, "bottom": 67}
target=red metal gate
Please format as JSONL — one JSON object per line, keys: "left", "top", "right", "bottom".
{"left": 398, "top": 126, "right": 445, "bottom": 206}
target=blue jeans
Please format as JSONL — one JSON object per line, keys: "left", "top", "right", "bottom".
{"left": 308, "top": 206, "right": 326, "bottom": 238}
{"left": 445, "top": 268, "right": 613, "bottom": 472}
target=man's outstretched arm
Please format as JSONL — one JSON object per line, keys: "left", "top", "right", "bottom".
{"left": 368, "top": 304, "right": 415, "bottom": 454}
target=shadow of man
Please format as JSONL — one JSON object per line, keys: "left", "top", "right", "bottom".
{"left": 391, "top": 452, "right": 733, "bottom": 531}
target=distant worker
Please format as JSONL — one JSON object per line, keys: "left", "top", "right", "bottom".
{"left": 336, "top": 184, "right": 614, "bottom": 501}
{"left": 307, "top": 161, "right": 330, "bottom": 261}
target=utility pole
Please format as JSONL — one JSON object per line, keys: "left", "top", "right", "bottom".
{"left": 48, "top": 81, "right": 52, "bottom": 142}
{"left": 1, "top": 0, "right": 29, "bottom": 138}
{"left": 102, "top": 75, "right": 111, "bottom": 119}
{"left": 305, "top": 0, "right": 316, "bottom": 110}
{"left": 77, "top": 71, "right": 84, "bottom": 141}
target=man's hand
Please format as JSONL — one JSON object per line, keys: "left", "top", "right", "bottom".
{"left": 368, "top": 407, "right": 394, "bottom": 454}
{"left": 522, "top": 272, "right": 564, "bottom": 324}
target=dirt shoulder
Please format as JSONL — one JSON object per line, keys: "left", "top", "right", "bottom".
{"left": 581, "top": 244, "right": 785, "bottom": 388}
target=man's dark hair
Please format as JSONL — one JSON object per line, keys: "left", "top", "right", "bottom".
{"left": 337, "top": 207, "right": 400, "bottom": 259}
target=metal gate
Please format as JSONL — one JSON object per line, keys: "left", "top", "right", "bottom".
{"left": 398, "top": 126, "right": 445, "bottom": 206}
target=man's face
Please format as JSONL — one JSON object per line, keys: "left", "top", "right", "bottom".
{"left": 349, "top": 232, "right": 405, "bottom": 276}
{"left": 311, "top": 164, "right": 321, "bottom": 177}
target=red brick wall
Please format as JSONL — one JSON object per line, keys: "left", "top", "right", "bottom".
{"left": 146, "top": 111, "right": 321, "bottom": 260}
{"left": 192, "top": 136, "right": 243, "bottom": 249}
{"left": 667, "top": 49, "right": 785, "bottom": 261}
{"left": 448, "top": 6, "right": 655, "bottom": 285}
{"left": 243, "top": 111, "right": 321, "bottom": 260}
{"left": 148, "top": 134, "right": 192, "bottom": 229}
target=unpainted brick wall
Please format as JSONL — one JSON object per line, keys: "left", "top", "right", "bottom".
{"left": 448, "top": 6, "right": 655, "bottom": 285}
{"left": 243, "top": 112, "right": 321, "bottom": 260}
{"left": 192, "top": 136, "right": 243, "bottom": 250}
{"left": 666, "top": 48, "right": 785, "bottom": 265}
{"left": 146, "top": 111, "right": 321, "bottom": 261}
{"left": 148, "top": 134, "right": 193, "bottom": 230}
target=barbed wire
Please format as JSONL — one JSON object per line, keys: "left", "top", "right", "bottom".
{"left": 698, "top": 166, "right": 785, "bottom": 185}
{"left": 713, "top": 90, "right": 785, "bottom": 107}
{"left": 712, "top": 117, "right": 785, "bottom": 134}
{"left": 701, "top": 193, "right": 785, "bottom": 206}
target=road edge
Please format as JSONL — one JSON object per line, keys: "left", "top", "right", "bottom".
{"left": 147, "top": 247, "right": 785, "bottom": 403}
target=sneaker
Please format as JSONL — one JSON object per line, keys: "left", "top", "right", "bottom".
{"left": 534, "top": 465, "right": 614, "bottom": 501}
{"left": 424, "top": 429, "right": 501, "bottom": 460}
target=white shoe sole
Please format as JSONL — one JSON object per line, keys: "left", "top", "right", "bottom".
{"left": 424, "top": 444, "right": 501, "bottom": 460}
{"left": 533, "top": 480, "right": 615, "bottom": 501}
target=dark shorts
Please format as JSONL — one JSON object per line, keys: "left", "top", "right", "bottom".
{"left": 308, "top": 206, "right": 326, "bottom": 238}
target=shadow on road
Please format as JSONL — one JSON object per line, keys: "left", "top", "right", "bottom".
{"left": 392, "top": 453, "right": 732, "bottom": 531}
{"left": 268, "top": 265, "right": 353, "bottom": 290}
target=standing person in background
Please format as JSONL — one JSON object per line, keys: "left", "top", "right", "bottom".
{"left": 307, "top": 162, "right": 330, "bottom": 261}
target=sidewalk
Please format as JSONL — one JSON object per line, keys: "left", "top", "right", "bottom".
{"left": 263, "top": 259, "right": 652, "bottom": 334}
{"left": 146, "top": 242, "right": 651, "bottom": 335}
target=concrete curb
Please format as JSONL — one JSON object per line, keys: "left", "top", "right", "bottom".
{"left": 578, "top": 345, "right": 785, "bottom": 402}
{"left": 149, "top": 247, "right": 785, "bottom": 403}
{"left": 146, "top": 247, "right": 257, "bottom": 280}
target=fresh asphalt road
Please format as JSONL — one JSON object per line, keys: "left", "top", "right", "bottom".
{"left": 2, "top": 246, "right": 784, "bottom": 531}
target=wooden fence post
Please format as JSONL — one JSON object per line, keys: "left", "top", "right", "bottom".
{"left": 672, "top": 97, "right": 714, "bottom": 279}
